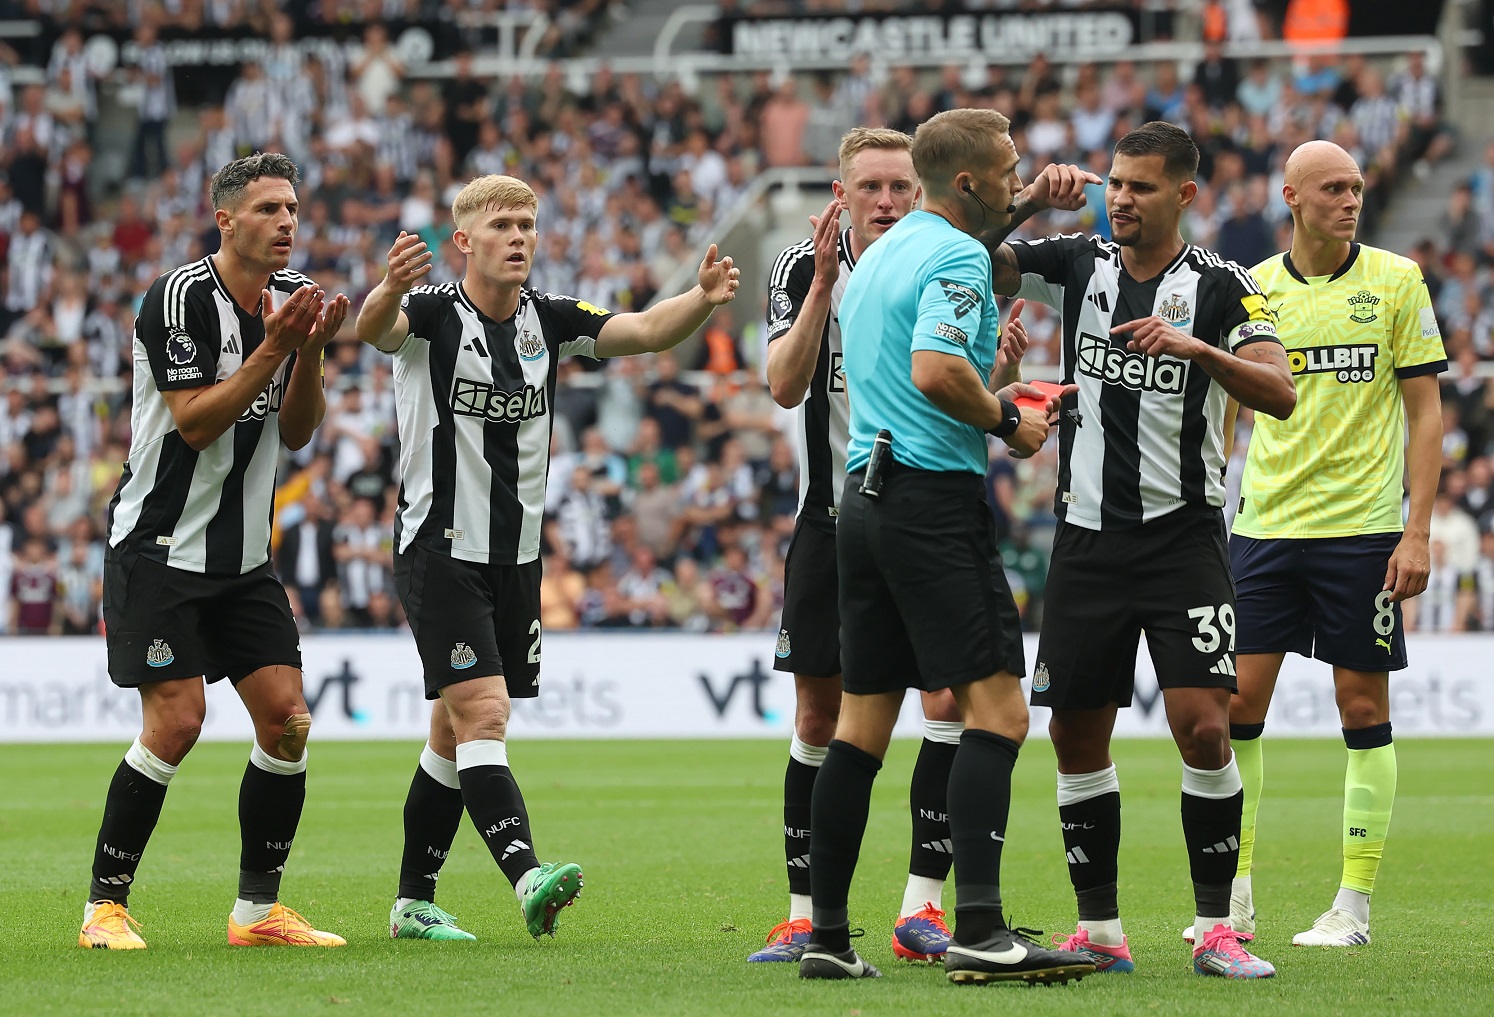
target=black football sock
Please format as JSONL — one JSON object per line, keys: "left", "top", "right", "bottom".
{"left": 237, "top": 744, "right": 308, "bottom": 905}
{"left": 1056, "top": 765, "right": 1122, "bottom": 925}
{"left": 784, "top": 737, "right": 825, "bottom": 900}
{"left": 908, "top": 731, "right": 959, "bottom": 881}
{"left": 1181, "top": 757, "right": 1244, "bottom": 929}
{"left": 948, "top": 729, "right": 1019, "bottom": 945}
{"left": 456, "top": 739, "right": 541, "bottom": 889}
{"left": 88, "top": 740, "right": 176, "bottom": 904}
{"left": 398, "top": 744, "right": 465, "bottom": 902}
{"left": 808, "top": 739, "right": 882, "bottom": 953}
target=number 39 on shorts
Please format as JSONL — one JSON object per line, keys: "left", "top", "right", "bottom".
{"left": 1188, "top": 603, "right": 1236, "bottom": 653}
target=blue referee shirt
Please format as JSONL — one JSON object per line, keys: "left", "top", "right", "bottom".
{"left": 843, "top": 209, "right": 1000, "bottom": 475}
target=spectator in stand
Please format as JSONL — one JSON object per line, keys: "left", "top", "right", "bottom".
{"left": 1391, "top": 50, "right": 1454, "bottom": 178}
{"left": 759, "top": 76, "right": 809, "bottom": 167}
{"left": 631, "top": 460, "right": 682, "bottom": 560}
{"left": 10, "top": 536, "right": 58, "bottom": 634}
{"left": 332, "top": 497, "right": 389, "bottom": 629}
{"left": 646, "top": 351, "right": 701, "bottom": 450}
{"left": 277, "top": 496, "right": 337, "bottom": 627}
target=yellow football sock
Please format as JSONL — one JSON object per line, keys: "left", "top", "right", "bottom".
{"left": 1230, "top": 724, "right": 1265, "bottom": 879}
{"left": 1342, "top": 729, "right": 1396, "bottom": 895}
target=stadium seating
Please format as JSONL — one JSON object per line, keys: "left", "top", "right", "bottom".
{"left": 0, "top": 3, "right": 1486, "bottom": 636}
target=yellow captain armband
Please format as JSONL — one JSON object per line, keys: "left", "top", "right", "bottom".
{"left": 1240, "top": 292, "right": 1276, "bottom": 323}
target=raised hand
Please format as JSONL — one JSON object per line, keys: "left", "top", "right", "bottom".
{"left": 1025, "top": 163, "right": 1103, "bottom": 213}
{"left": 698, "top": 244, "right": 741, "bottom": 305}
{"left": 263, "top": 283, "right": 323, "bottom": 356}
{"left": 386, "top": 231, "right": 434, "bottom": 294}
{"left": 808, "top": 198, "right": 844, "bottom": 287}
{"left": 308, "top": 292, "right": 352, "bottom": 352}
{"left": 994, "top": 297, "right": 1030, "bottom": 384}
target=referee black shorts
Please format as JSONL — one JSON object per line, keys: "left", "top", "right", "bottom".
{"left": 837, "top": 464, "right": 1026, "bottom": 695}
{"left": 773, "top": 515, "right": 841, "bottom": 679}
{"left": 394, "top": 543, "right": 543, "bottom": 701}
{"left": 103, "top": 551, "right": 302, "bottom": 688}
{"left": 1032, "top": 510, "right": 1237, "bottom": 710}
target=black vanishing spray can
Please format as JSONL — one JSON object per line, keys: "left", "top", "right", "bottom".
{"left": 859, "top": 429, "right": 892, "bottom": 498}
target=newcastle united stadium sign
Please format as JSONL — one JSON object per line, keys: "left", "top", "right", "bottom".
{"left": 720, "top": 9, "right": 1172, "bottom": 62}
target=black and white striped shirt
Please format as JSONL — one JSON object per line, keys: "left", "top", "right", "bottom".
{"left": 766, "top": 227, "right": 857, "bottom": 529}
{"left": 107, "top": 258, "right": 314, "bottom": 573}
{"left": 390, "top": 282, "right": 616, "bottom": 565}
{"left": 1010, "top": 235, "right": 1280, "bottom": 530}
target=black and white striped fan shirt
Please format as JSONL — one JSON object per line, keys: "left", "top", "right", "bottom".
{"left": 765, "top": 227, "right": 857, "bottom": 530}
{"left": 107, "top": 257, "right": 313, "bottom": 573}
{"left": 390, "top": 282, "right": 615, "bottom": 565}
{"left": 1009, "top": 234, "right": 1280, "bottom": 530}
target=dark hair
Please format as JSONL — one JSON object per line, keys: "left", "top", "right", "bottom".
{"left": 209, "top": 152, "right": 301, "bottom": 211}
{"left": 1114, "top": 121, "right": 1199, "bottom": 182}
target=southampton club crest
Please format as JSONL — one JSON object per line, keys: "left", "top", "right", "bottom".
{"left": 516, "top": 329, "right": 545, "bottom": 361}
{"left": 1158, "top": 294, "right": 1192, "bottom": 327}
{"left": 1347, "top": 290, "right": 1381, "bottom": 324}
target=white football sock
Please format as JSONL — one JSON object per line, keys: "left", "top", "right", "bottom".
{"left": 1333, "top": 886, "right": 1371, "bottom": 925}
{"left": 900, "top": 874, "right": 945, "bottom": 918}
{"left": 232, "top": 899, "right": 274, "bottom": 925}
{"left": 1078, "top": 918, "right": 1125, "bottom": 947}
{"left": 789, "top": 893, "right": 812, "bottom": 923}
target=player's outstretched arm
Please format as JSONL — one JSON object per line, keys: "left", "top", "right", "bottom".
{"left": 986, "top": 163, "right": 1102, "bottom": 296}
{"left": 162, "top": 283, "right": 323, "bottom": 451}
{"left": 1115, "top": 316, "right": 1297, "bottom": 420}
{"left": 280, "top": 292, "right": 350, "bottom": 450}
{"left": 357, "top": 231, "right": 431, "bottom": 353}
{"left": 766, "top": 199, "right": 841, "bottom": 407}
{"left": 594, "top": 244, "right": 740, "bottom": 358}
{"left": 1385, "top": 374, "right": 1443, "bottom": 602}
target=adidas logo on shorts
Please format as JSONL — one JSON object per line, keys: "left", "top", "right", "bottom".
{"left": 1209, "top": 656, "right": 1237, "bottom": 677}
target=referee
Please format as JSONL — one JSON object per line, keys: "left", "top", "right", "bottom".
{"left": 800, "top": 108, "right": 1091, "bottom": 986}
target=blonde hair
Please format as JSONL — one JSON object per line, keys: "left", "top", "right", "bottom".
{"left": 837, "top": 127, "right": 914, "bottom": 181}
{"left": 451, "top": 174, "right": 537, "bottom": 229}
{"left": 911, "top": 109, "right": 1012, "bottom": 195}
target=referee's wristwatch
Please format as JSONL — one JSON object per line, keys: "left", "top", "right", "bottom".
{"left": 988, "top": 397, "right": 1021, "bottom": 439}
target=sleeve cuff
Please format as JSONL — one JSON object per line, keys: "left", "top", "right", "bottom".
{"left": 1395, "top": 359, "right": 1447, "bottom": 379}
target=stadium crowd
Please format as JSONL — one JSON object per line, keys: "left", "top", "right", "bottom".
{"left": 0, "top": 4, "right": 1487, "bottom": 635}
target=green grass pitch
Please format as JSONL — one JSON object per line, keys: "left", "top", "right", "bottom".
{"left": 2, "top": 738, "right": 1490, "bottom": 1016}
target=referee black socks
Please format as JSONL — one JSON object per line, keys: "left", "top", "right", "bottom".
{"left": 88, "top": 739, "right": 176, "bottom": 904}
{"left": 398, "top": 744, "right": 466, "bottom": 902}
{"left": 456, "top": 739, "right": 541, "bottom": 890}
{"left": 948, "top": 729, "right": 1020, "bottom": 945}
{"left": 237, "top": 743, "right": 308, "bottom": 905}
{"left": 808, "top": 740, "right": 882, "bottom": 953}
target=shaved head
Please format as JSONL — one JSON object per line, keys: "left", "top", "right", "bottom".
{"left": 1283, "top": 140, "right": 1361, "bottom": 190}
{"left": 1283, "top": 140, "right": 1365, "bottom": 254}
